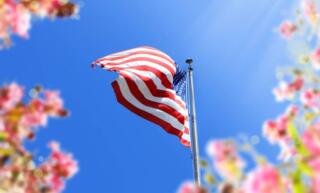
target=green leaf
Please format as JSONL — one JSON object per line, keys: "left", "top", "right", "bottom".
{"left": 0, "top": 132, "right": 8, "bottom": 141}
{"left": 0, "top": 148, "right": 14, "bottom": 156}
{"left": 297, "top": 161, "right": 313, "bottom": 176}
{"left": 204, "top": 172, "right": 216, "bottom": 185}
{"left": 292, "top": 169, "right": 305, "bottom": 193}
{"left": 200, "top": 159, "right": 208, "bottom": 168}
{"left": 287, "top": 123, "right": 310, "bottom": 157}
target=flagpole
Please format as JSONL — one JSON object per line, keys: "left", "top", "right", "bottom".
{"left": 186, "top": 58, "right": 201, "bottom": 186}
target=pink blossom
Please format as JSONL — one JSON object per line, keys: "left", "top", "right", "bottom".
{"left": 49, "top": 141, "right": 78, "bottom": 178}
{"left": 302, "top": 122, "right": 320, "bottom": 154}
{"left": 206, "top": 140, "right": 245, "bottom": 181}
{"left": 39, "top": 141, "right": 78, "bottom": 192}
{"left": 302, "top": 0, "right": 319, "bottom": 25}
{"left": 302, "top": 0, "right": 318, "bottom": 16}
{"left": 19, "top": 90, "right": 66, "bottom": 130}
{"left": 279, "top": 21, "right": 297, "bottom": 39}
{"left": 0, "top": 83, "right": 24, "bottom": 112}
{"left": 20, "top": 110, "right": 48, "bottom": 128}
{"left": 272, "top": 77, "right": 303, "bottom": 102}
{"left": 44, "top": 90, "right": 65, "bottom": 116}
{"left": 242, "top": 165, "right": 286, "bottom": 193}
{"left": 311, "top": 47, "right": 320, "bottom": 70}
{"left": 300, "top": 89, "right": 320, "bottom": 111}
{"left": 0, "top": 119, "right": 4, "bottom": 131}
{"left": 309, "top": 158, "right": 320, "bottom": 193}
{"left": 0, "top": 83, "right": 77, "bottom": 193}
{"left": 263, "top": 117, "right": 288, "bottom": 144}
{"left": 12, "top": 4, "right": 31, "bottom": 38}
{"left": 311, "top": 172, "right": 320, "bottom": 193}
{"left": 206, "top": 140, "right": 236, "bottom": 161}
{"left": 177, "top": 181, "right": 207, "bottom": 193}
{"left": 0, "top": 0, "right": 79, "bottom": 48}
{"left": 0, "top": 4, "right": 13, "bottom": 45}
{"left": 285, "top": 105, "right": 299, "bottom": 118}
{"left": 263, "top": 105, "right": 299, "bottom": 157}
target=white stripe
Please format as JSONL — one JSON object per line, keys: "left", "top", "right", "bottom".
{"left": 125, "top": 68, "right": 187, "bottom": 109}
{"left": 102, "top": 54, "right": 175, "bottom": 73}
{"left": 117, "top": 76, "right": 185, "bottom": 132}
{"left": 181, "top": 132, "right": 190, "bottom": 141}
{"left": 103, "top": 47, "right": 175, "bottom": 64}
{"left": 121, "top": 71, "right": 188, "bottom": 117}
{"left": 100, "top": 61, "right": 173, "bottom": 83}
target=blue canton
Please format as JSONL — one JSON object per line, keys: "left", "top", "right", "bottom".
{"left": 173, "top": 64, "right": 187, "bottom": 103}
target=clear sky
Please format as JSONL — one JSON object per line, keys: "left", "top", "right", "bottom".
{"left": 1, "top": 1, "right": 296, "bottom": 192}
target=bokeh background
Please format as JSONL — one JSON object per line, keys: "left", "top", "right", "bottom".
{"left": 0, "top": 1, "right": 297, "bottom": 192}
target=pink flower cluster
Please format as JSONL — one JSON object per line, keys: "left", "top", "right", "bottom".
{"left": 1, "top": 83, "right": 68, "bottom": 142}
{"left": 206, "top": 140, "right": 245, "bottom": 182}
{"left": 177, "top": 181, "right": 207, "bottom": 193}
{"left": 301, "top": 0, "right": 319, "bottom": 25}
{"left": 263, "top": 105, "right": 298, "bottom": 144}
{"left": 39, "top": 142, "right": 78, "bottom": 192}
{"left": 309, "top": 157, "right": 320, "bottom": 193}
{"left": 0, "top": 0, "right": 79, "bottom": 48}
{"left": 0, "top": 83, "right": 77, "bottom": 193}
{"left": 279, "top": 21, "right": 297, "bottom": 39}
{"left": 0, "top": 83, "right": 24, "bottom": 112}
{"left": 300, "top": 89, "right": 320, "bottom": 111}
{"left": 272, "top": 77, "right": 304, "bottom": 102}
{"left": 302, "top": 122, "right": 320, "bottom": 155}
{"left": 178, "top": 1, "right": 320, "bottom": 192}
{"left": 242, "top": 165, "right": 287, "bottom": 193}
{"left": 310, "top": 47, "right": 320, "bottom": 70}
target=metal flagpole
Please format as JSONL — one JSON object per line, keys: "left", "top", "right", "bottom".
{"left": 186, "top": 58, "right": 201, "bottom": 186}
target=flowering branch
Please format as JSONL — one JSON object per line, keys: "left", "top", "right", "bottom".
{"left": 0, "top": 0, "right": 79, "bottom": 49}
{"left": 0, "top": 83, "right": 78, "bottom": 193}
{"left": 178, "top": 0, "right": 320, "bottom": 192}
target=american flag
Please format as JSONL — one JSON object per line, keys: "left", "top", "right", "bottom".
{"left": 93, "top": 46, "right": 190, "bottom": 147}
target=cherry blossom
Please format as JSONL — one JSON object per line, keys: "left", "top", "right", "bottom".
{"left": 279, "top": 21, "right": 297, "bottom": 39}
{"left": 178, "top": 1, "right": 320, "bottom": 192}
{"left": 300, "top": 89, "right": 320, "bottom": 111}
{"left": 301, "top": 0, "right": 319, "bottom": 25}
{"left": 206, "top": 140, "right": 245, "bottom": 182}
{"left": 263, "top": 105, "right": 298, "bottom": 144}
{"left": 12, "top": 4, "right": 31, "bottom": 38}
{"left": 272, "top": 77, "right": 303, "bottom": 102}
{"left": 302, "top": 122, "right": 320, "bottom": 154}
{"left": 309, "top": 157, "right": 320, "bottom": 193}
{"left": 0, "top": 83, "right": 24, "bottom": 112}
{"left": 0, "top": 0, "right": 79, "bottom": 49}
{"left": 242, "top": 165, "right": 287, "bottom": 193}
{"left": 310, "top": 47, "right": 320, "bottom": 70}
{"left": 0, "top": 83, "right": 77, "bottom": 193}
{"left": 177, "top": 181, "right": 207, "bottom": 193}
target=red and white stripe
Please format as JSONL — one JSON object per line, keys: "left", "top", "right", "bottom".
{"left": 93, "top": 46, "right": 190, "bottom": 147}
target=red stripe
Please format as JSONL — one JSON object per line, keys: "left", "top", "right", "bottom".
{"left": 97, "top": 57, "right": 175, "bottom": 77}
{"left": 141, "top": 46, "right": 175, "bottom": 64}
{"left": 184, "top": 127, "right": 190, "bottom": 135}
{"left": 127, "top": 70, "right": 186, "bottom": 109}
{"left": 120, "top": 73, "right": 186, "bottom": 125}
{"left": 180, "top": 137, "right": 191, "bottom": 147}
{"left": 96, "top": 49, "right": 175, "bottom": 66}
{"left": 112, "top": 81, "right": 187, "bottom": 143}
{"left": 105, "top": 65, "right": 173, "bottom": 89}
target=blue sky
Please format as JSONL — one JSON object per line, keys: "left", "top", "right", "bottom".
{"left": 1, "top": 1, "right": 296, "bottom": 192}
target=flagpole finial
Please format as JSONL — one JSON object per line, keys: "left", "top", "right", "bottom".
{"left": 185, "top": 58, "right": 193, "bottom": 65}
{"left": 186, "top": 58, "right": 193, "bottom": 70}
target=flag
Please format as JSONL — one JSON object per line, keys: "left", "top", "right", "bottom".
{"left": 173, "top": 64, "right": 188, "bottom": 103}
{"left": 92, "top": 46, "right": 190, "bottom": 147}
